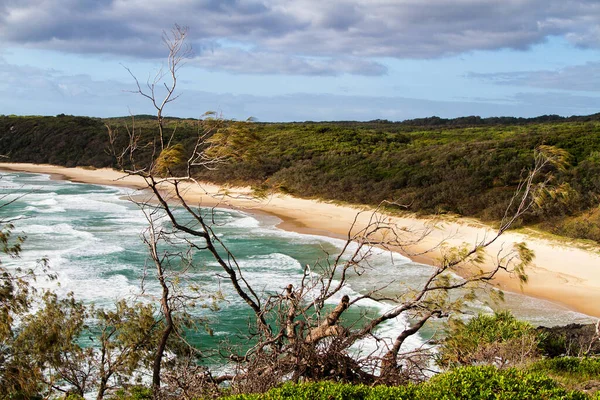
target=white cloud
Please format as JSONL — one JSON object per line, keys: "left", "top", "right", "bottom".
{"left": 469, "top": 62, "right": 600, "bottom": 92}
{"left": 193, "top": 47, "right": 387, "bottom": 75}
{"left": 1, "top": 0, "right": 599, "bottom": 75}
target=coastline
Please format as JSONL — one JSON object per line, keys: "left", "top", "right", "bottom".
{"left": 1, "top": 162, "right": 599, "bottom": 318}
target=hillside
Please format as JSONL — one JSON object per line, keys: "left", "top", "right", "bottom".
{"left": 1, "top": 113, "right": 600, "bottom": 242}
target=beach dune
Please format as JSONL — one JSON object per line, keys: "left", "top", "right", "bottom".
{"left": 1, "top": 162, "right": 599, "bottom": 318}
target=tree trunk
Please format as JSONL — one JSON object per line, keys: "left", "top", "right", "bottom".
{"left": 96, "top": 376, "right": 108, "bottom": 400}
{"left": 152, "top": 270, "right": 173, "bottom": 392}
{"left": 305, "top": 295, "right": 349, "bottom": 343}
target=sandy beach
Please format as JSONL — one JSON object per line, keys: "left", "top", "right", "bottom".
{"left": 1, "top": 162, "right": 599, "bottom": 318}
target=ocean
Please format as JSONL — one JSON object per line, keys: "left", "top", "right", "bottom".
{"left": 0, "top": 171, "right": 593, "bottom": 358}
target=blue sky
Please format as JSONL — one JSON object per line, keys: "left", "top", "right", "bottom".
{"left": 1, "top": 0, "right": 599, "bottom": 122}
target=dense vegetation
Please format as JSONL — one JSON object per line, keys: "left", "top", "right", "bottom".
{"left": 221, "top": 366, "right": 598, "bottom": 400}
{"left": 109, "top": 360, "right": 600, "bottom": 399}
{"left": 2, "top": 113, "right": 600, "bottom": 242}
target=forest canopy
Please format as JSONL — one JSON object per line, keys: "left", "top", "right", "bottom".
{"left": 1, "top": 113, "right": 600, "bottom": 242}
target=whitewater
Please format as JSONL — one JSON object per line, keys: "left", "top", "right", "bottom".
{"left": 0, "top": 171, "right": 593, "bottom": 359}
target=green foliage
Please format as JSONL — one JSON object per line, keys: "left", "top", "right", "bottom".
{"left": 437, "top": 311, "right": 541, "bottom": 368}
{"left": 224, "top": 381, "right": 415, "bottom": 400}
{"left": 531, "top": 357, "right": 600, "bottom": 379}
{"left": 8, "top": 292, "right": 90, "bottom": 397}
{"left": 0, "top": 115, "right": 112, "bottom": 168}
{"left": 204, "top": 119, "right": 260, "bottom": 162}
{"left": 222, "top": 366, "right": 589, "bottom": 399}
{"left": 529, "top": 358, "right": 600, "bottom": 396}
{"left": 153, "top": 144, "right": 186, "bottom": 175}
{"left": 549, "top": 207, "right": 600, "bottom": 243}
{"left": 3, "top": 115, "right": 600, "bottom": 242}
{"left": 16, "top": 292, "right": 87, "bottom": 363}
{"left": 109, "top": 386, "right": 153, "bottom": 400}
{"left": 1, "top": 289, "right": 161, "bottom": 398}
{"left": 420, "top": 365, "right": 587, "bottom": 400}
{"left": 512, "top": 242, "right": 534, "bottom": 284}
{"left": 95, "top": 299, "right": 161, "bottom": 371}
{"left": 0, "top": 226, "right": 162, "bottom": 399}
{"left": 65, "top": 394, "right": 85, "bottom": 400}
{"left": 0, "top": 223, "right": 43, "bottom": 399}
{"left": 0, "top": 224, "right": 28, "bottom": 342}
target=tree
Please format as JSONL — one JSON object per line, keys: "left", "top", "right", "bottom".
{"left": 135, "top": 199, "right": 215, "bottom": 395}
{"left": 115, "top": 25, "right": 233, "bottom": 397}
{"left": 114, "top": 24, "right": 571, "bottom": 397}
{"left": 436, "top": 311, "right": 540, "bottom": 368}
{"left": 0, "top": 190, "right": 166, "bottom": 399}
{"left": 0, "top": 221, "right": 41, "bottom": 399}
{"left": 92, "top": 300, "right": 161, "bottom": 399}
{"left": 124, "top": 24, "right": 192, "bottom": 153}
{"left": 1, "top": 253, "right": 164, "bottom": 399}
{"left": 0, "top": 185, "right": 67, "bottom": 398}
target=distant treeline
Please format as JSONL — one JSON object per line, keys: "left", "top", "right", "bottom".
{"left": 1, "top": 113, "right": 600, "bottom": 242}
{"left": 366, "top": 112, "right": 600, "bottom": 127}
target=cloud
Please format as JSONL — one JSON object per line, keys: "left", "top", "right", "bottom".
{"left": 0, "top": 57, "right": 131, "bottom": 109}
{"left": 2, "top": 63, "right": 598, "bottom": 121}
{"left": 1, "top": 57, "right": 599, "bottom": 121}
{"left": 468, "top": 62, "right": 600, "bottom": 92}
{"left": 512, "top": 91, "right": 600, "bottom": 113}
{"left": 193, "top": 47, "right": 387, "bottom": 76}
{"left": 1, "top": 0, "right": 600, "bottom": 75}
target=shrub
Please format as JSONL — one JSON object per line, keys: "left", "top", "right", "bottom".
{"left": 222, "top": 366, "right": 588, "bottom": 399}
{"left": 223, "top": 381, "right": 414, "bottom": 400}
{"left": 530, "top": 357, "right": 600, "bottom": 395}
{"left": 419, "top": 365, "right": 587, "bottom": 400}
{"left": 109, "top": 386, "right": 153, "bottom": 400}
{"left": 437, "top": 311, "right": 541, "bottom": 368}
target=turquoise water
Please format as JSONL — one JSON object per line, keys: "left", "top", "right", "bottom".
{"left": 0, "top": 171, "right": 593, "bottom": 357}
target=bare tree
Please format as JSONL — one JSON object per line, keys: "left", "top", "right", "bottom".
{"left": 124, "top": 24, "right": 192, "bottom": 153}
{"left": 112, "top": 25, "right": 239, "bottom": 397}
{"left": 113, "top": 24, "right": 571, "bottom": 397}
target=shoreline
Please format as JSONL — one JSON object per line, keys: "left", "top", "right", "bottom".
{"left": 1, "top": 162, "right": 599, "bottom": 318}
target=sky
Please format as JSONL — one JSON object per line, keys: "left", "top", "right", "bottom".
{"left": 1, "top": 0, "right": 600, "bottom": 122}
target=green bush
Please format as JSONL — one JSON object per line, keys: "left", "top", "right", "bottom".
{"left": 222, "top": 366, "right": 588, "bottom": 399}
{"left": 108, "top": 386, "right": 153, "bottom": 400}
{"left": 437, "top": 311, "right": 541, "bottom": 368}
{"left": 551, "top": 207, "right": 600, "bottom": 242}
{"left": 530, "top": 357, "right": 600, "bottom": 382}
{"left": 528, "top": 358, "right": 600, "bottom": 397}
{"left": 223, "top": 381, "right": 414, "bottom": 399}
{"left": 420, "top": 366, "right": 586, "bottom": 399}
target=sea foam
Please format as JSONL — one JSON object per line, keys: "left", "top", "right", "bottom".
{"left": 0, "top": 170, "right": 594, "bottom": 364}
